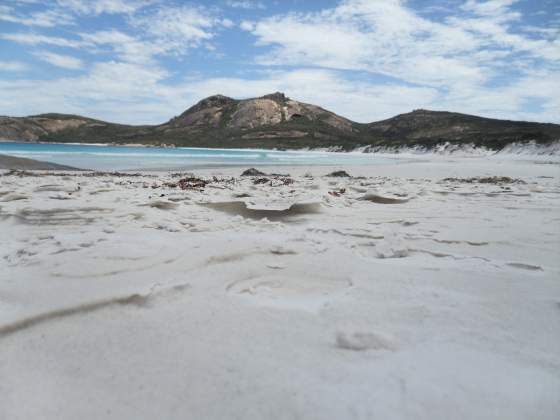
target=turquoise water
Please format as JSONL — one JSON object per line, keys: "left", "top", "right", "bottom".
{"left": 0, "top": 142, "right": 393, "bottom": 171}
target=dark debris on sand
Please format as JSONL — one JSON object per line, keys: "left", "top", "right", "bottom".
{"left": 328, "top": 188, "right": 346, "bottom": 197}
{"left": 241, "top": 168, "right": 290, "bottom": 177}
{"left": 177, "top": 177, "right": 210, "bottom": 190}
{"left": 253, "top": 177, "right": 270, "bottom": 185}
{"left": 165, "top": 175, "right": 236, "bottom": 190}
{"left": 253, "top": 176, "right": 295, "bottom": 186}
{"left": 326, "top": 170, "right": 351, "bottom": 178}
{"left": 441, "top": 176, "right": 526, "bottom": 184}
{"left": 241, "top": 168, "right": 267, "bottom": 177}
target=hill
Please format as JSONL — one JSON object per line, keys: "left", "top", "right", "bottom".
{"left": 1, "top": 93, "right": 559, "bottom": 150}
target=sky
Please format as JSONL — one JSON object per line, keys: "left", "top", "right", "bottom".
{"left": 0, "top": 0, "right": 559, "bottom": 125}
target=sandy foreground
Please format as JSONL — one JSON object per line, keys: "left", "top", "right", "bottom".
{"left": 0, "top": 156, "right": 559, "bottom": 419}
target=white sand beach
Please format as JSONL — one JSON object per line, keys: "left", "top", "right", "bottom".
{"left": 1, "top": 156, "right": 559, "bottom": 419}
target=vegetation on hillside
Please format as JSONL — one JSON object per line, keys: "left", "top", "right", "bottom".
{"left": 2, "top": 94, "right": 559, "bottom": 150}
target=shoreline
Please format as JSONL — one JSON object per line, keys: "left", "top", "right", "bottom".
{"left": 0, "top": 151, "right": 557, "bottom": 174}
{"left": 0, "top": 154, "right": 83, "bottom": 170}
{"left": 2, "top": 139, "right": 559, "bottom": 156}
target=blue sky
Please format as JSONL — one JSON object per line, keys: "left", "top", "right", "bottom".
{"left": 0, "top": 0, "right": 559, "bottom": 124}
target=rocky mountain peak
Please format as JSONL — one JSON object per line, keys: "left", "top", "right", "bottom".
{"left": 186, "top": 94, "right": 236, "bottom": 114}
{"left": 260, "top": 92, "right": 288, "bottom": 103}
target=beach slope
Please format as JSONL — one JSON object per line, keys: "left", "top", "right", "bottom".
{"left": 0, "top": 154, "right": 82, "bottom": 170}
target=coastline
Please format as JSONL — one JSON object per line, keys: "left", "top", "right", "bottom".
{"left": 1, "top": 142, "right": 558, "bottom": 174}
{"left": 2, "top": 139, "right": 559, "bottom": 154}
{"left": 0, "top": 154, "right": 83, "bottom": 170}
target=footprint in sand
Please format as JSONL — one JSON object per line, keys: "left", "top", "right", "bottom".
{"left": 142, "top": 200, "right": 179, "bottom": 210}
{"left": 226, "top": 274, "right": 353, "bottom": 312}
{"left": 360, "top": 193, "right": 411, "bottom": 204}
{"left": 357, "top": 233, "right": 409, "bottom": 259}
{"left": 335, "top": 331, "right": 397, "bottom": 352}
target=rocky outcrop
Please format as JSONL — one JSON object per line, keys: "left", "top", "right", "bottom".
{"left": 0, "top": 117, "right": 46, "bottom": 141}
{"left": 158, "top": 92, "right": 355, "bottom": 135}
{"left": 0, "top": 114, "right": 96, "bottom": 141}
{"left": 229, "top": 98, "right": 284, "bottom": 129}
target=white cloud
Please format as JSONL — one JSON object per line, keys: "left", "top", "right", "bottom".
{"left": 0, "top": 60, "right": 170, "bottom": 123}
{"left": 34, "top": 51, "right": 83, "bottom": 69}
{"left": 226, "top": 1, "right": 265, "bottom": 10}
{"left": 131, "top": 5, "right": 219, "bottom": 55}
{"left": 0, "top": 1, "right": 143, "bottom": 27}
{"left": 1, "top": 3, "right": 229, "bottom": 65}
{"left": 461, "top": 0, "right": 520, "bottom": 20}
{"left": 0, "top": 6, "right": 75, "bottom": 27}
{"left": 80, "top": 30, "right": 162, "bottom": 64}
{"left": 242, "top": 0, "right": 560, "bottom": 82}
{"left": 0, "top": 32, "right": 84, "bottom": 48}
{"left": 0, "top": 60, "right": 28, "bottom": 72}
{"left": 239, "top": 20, "right": 255, "bottom": 31}
{"left": 79, "top": 61, "right": 169, "bottom": 98}
{"left": 244, "top": 0, "right": 490, "bottom": 88}
{"left": 79, "top": 5, "right": 227, "bottom": 64}
{"left": 55, "top": 0, "right": 145, "bottom": 16}
{"left": 221, "top": 18, "right": 235, "bottom": 28}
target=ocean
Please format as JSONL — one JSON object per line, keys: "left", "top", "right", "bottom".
{"left": 0, "top": 142, "right": 394, "bottom": 171}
